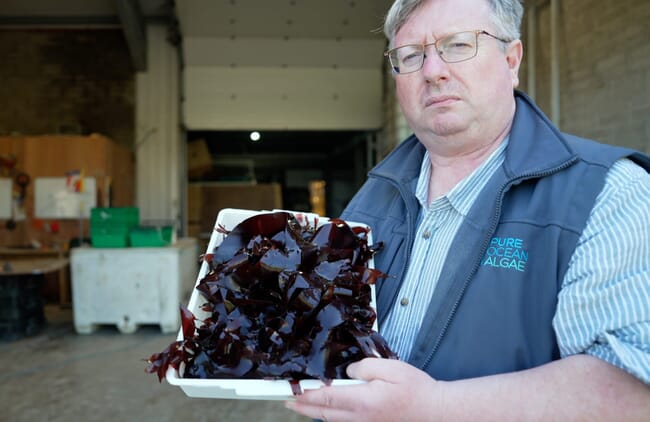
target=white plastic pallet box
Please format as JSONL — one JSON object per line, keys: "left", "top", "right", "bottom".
{"left": 71, "top": 238, "right": 199, "bottom": 334}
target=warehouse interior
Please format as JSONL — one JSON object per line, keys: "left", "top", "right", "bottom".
{"left": 1, "top": 0, "right": 649, "bottom": 420}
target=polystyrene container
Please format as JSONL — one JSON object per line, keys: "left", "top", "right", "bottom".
{"left": 165, "top": 208, "right": 377, "bottom": 400}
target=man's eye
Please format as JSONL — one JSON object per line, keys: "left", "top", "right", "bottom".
{"left": 402, "top": 51, "right": 422, "bottom": 64}
{"left": 447, "top": 42, "right": 472, "bottom": 49}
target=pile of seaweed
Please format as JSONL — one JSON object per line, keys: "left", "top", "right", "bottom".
{"left": 146, "top": 212, "right": 396, "bottom": 383}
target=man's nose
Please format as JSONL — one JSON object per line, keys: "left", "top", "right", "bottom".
{"left": 421, "top": 49, "right": 451, "bottom": 83}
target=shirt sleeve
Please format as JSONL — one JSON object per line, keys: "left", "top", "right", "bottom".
{"left": 553, "top": 158, "right": 650, "bottom": 384}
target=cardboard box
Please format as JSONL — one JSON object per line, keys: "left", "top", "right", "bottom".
{"left": 187, "top": 183, "right": 203, "bottom": 223}
{"left": 197, "top": 183, "right": 283, "bottom": 232}
{"left": 165, "top": 208, "right": 376, "bottom": 400}
{"left": 187, "top": 139, "right": 213, "bottom": 177}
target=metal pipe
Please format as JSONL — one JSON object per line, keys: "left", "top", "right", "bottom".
{"left": 550, "top": 0, "right": 560, "bottom": 126}
{"left": 527, "top": 3, "right": 537, "bottom": 99}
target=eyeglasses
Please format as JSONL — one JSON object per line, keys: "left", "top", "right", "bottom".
{"left": 384, "top": 30, "right": 510, "bottom": 74}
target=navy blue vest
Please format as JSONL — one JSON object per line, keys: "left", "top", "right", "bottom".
{"left": 341, "top": 91, "right": 650, "bottom": 380}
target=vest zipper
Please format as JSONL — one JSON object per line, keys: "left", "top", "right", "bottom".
{"left": 370, "top": 173, "right": 419, "bottom": 329}
{"left": 419, "top": 159, "right": 577, "bottom": 372}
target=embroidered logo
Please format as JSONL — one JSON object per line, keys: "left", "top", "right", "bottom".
{"left": 481, "top": 237, "right": 528, "bottom": 272}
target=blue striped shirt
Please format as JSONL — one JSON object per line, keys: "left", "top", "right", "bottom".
{"left": 382, "top": 139, "right": 509, "bottom": 360}
{"left": 381, "top": 142, "right": 650, "bottom": 384}
{"left": 554, "top": 158, "right": 650, "bottom": 383}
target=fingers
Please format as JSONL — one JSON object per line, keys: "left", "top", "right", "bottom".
{"left": 284, "top": 361, "right": 439, "bottom": 421}
{"left": 293, "top": 383, "right": 366, "bottom": 409}
{"left": 346, "top": 357, "right": 415, "bottom": 382}
{"left": 286, "top": 385, "right": 360, "bottom": 422}
{"left": 286, "top": 399, "right": 351, "bottom": 422}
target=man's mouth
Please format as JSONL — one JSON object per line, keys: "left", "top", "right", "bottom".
{"left": 425, "top": 95, "right": 459, "bottom": 107}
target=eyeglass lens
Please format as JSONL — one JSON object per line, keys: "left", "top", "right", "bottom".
{"left": 389, "top": 31, "right": 480, "bottom": 73}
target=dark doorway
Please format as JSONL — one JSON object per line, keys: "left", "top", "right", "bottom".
{"left": 187, "top": 130, "right": 374, "bottom": 217}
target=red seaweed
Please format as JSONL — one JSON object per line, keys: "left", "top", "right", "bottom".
{"left": 145, "top": 211, "right": 396, "bottom": 385}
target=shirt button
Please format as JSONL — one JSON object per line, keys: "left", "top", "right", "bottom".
{"left": 422, "top": 230, "right": 431, "bottom": 239}
{"left": 400, "top": 297, "right": 409, "bottom": 306}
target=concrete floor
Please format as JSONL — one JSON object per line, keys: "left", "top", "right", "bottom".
{"left": 0, "top": 305, "right": 310, "bottom": 422}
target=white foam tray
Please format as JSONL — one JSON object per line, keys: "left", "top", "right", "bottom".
{"left": 166, "top": 208, "right": 376, "bottom": 400}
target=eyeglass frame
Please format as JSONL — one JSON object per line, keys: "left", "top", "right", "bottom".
{"left": 384, "top": 30, "right": 511, "bottom": 74}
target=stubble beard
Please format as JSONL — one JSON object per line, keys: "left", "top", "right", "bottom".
{"left": 419, "top": 107, "right": 470, "bottom": 139}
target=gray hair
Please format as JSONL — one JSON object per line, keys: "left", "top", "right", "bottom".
{"left": 384, "top": 0, "right": 524, "bottom": 48}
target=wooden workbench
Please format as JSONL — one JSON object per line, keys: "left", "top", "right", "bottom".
{"left": 1, "top": 257, "right": 70, "bottom": 276}
{"left": 0, "top": 248, "right": 70, "bottom": 306}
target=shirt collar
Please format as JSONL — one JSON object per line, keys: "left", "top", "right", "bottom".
{"left": 415, "top": 137, "right": 509, "bottom": 216}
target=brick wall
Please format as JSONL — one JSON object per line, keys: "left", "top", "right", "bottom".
{"left": 521, "top": 0, "right": 650, "bottom": 153}
{"left": 0, "top": 29, "right": 134, "bottom": 149}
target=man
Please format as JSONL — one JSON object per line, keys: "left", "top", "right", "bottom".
{"left": 285, "top": 0, "right": 650, "bottom": 420}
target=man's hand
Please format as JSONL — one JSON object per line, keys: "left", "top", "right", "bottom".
{"left": 285, "top": 358, "right": 441, "bottom": 422}
{"left": 285, "top": 354, "right": 650, "bottom": 421}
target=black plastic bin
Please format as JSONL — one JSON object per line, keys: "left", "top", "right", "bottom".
{"left": 0, "top": 273, "right": 46, "bottom": 341}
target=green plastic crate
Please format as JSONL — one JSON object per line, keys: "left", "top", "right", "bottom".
{"left": 90, "top": 207, "right": 139, "bottom": 248}
{"left": 91, "top": 207, "right": 139, "bottom": 227}
{"left": 89, "top": 232, "right": 130, "bottom": 248}
{"left": 129, "top": 226, "right": 173, "bottom": 247}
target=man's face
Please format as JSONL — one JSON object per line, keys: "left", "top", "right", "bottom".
{"left": 393, "top": 0, "right": 522, "bottom": 146}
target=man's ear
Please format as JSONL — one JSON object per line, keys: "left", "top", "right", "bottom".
{"left": 506, "top": 39, "right": 523, "bottom": 88}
